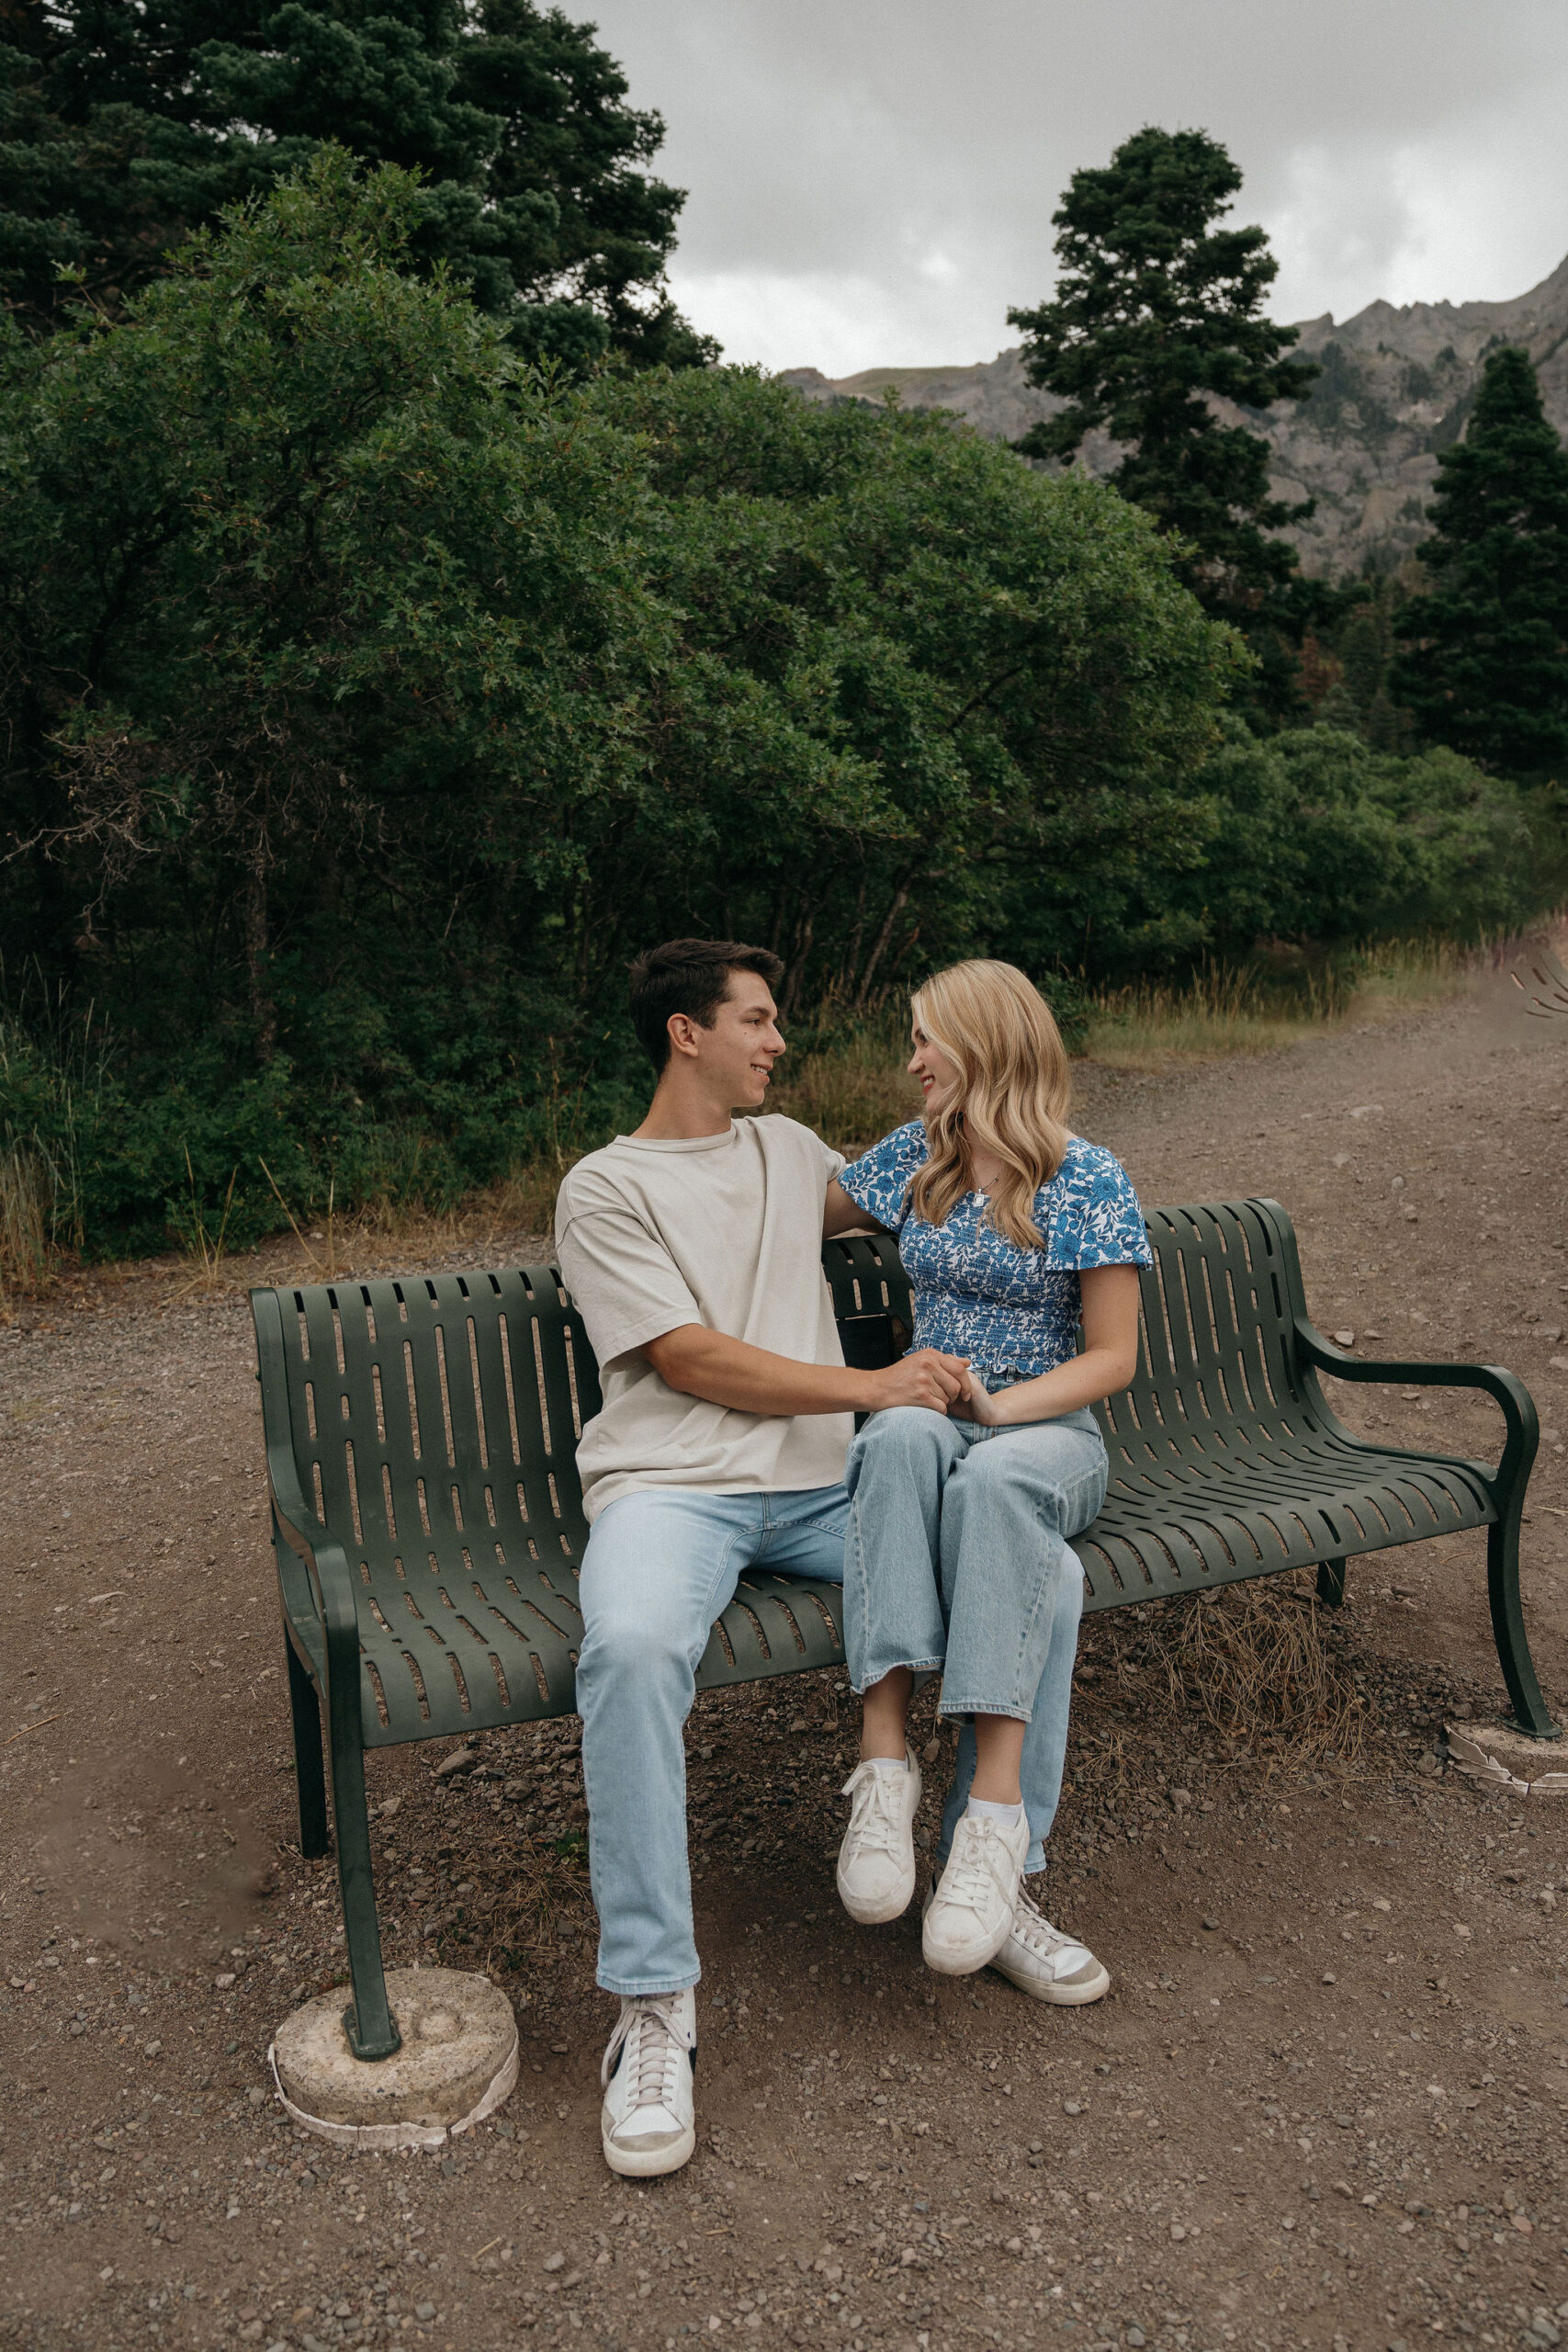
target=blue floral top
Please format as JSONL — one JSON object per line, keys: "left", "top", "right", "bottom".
{"left": 838, "top": 1120, "right": 1151, "bottom": 1381}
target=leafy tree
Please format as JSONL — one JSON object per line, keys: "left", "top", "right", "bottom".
{"left": 0, "top": 0, "right": 711, "bottom": 364}
{"left": 0, "top": 155, "right": 1235, "bottom": 1250}
{"left": 1392, "top": 345, "right": 1568, "bottom": 775}
{"left": 1008, "top": 126, "right": 1321, "bottom": 718}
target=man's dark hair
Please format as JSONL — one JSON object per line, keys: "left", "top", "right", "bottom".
{"left": 628, "top": 939, "right": 784, "bottom": 1074}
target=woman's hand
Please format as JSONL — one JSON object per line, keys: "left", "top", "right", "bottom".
{"left": 953, "top": 1369, "right": 1006, "bottom": 1425}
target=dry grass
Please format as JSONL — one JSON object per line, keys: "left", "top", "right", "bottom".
{"left": 767, "top": 1017, "right": 922, "bottom": 1155}
{"left": 0, "top": 1144, "right": 59, "bottom": 1314}
{"left": 1078, "top": 1572, "right": 1368, "bottom": 1770}
{"left": 1079, "top": 938, "right": 1472, "bottom": 1073}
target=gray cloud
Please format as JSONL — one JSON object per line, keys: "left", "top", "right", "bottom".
{"left": 588, "top": 0, "right": 1568, "bottom": 371}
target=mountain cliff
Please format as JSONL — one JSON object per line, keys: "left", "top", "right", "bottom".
{"left": 780, "top": 252, "right": 1568, "bottom": 580}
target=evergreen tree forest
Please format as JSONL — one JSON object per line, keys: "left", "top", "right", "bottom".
{"left": 0, "top": 81, "right": 1564, "bottom": 1260}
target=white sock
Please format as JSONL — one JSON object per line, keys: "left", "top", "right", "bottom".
{"left": 966, "top": 1795, "right": 1023, "bottom": 1826}
{"left": 866, "top": 1753, "right": 908, "bottom": 1773}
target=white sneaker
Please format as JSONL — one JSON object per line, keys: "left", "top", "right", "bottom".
{"left": 990, "top": 1883, "right": 1111, "bottom": 2004}
{"left": 599, "top": 1988, "right": 697, "bottom": 2177}
{"left": 836, "top": 1749, "right": 923, "bottom": 1925}
{"left": 921, "top": 1808, "right": 1030, "bottom": 1974}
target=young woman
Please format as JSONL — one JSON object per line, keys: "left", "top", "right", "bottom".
{"left": 825, "top": 959, "right": 1148, "bottom": 2001}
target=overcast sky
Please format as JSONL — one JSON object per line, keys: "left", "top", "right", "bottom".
{"left": 586, "top": 0, "right": 1568, "bottom": 378}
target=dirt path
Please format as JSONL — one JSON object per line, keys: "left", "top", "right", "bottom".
{"left": 4, "top": 955, "right": 1567, "bottom": 2352}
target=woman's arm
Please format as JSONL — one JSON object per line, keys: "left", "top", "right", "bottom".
{"left": 959, "top": 1262, "right": 1142, "bottom": 1427}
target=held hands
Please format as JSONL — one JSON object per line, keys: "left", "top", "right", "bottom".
{"left": 865, "top": 1348, "right": 973, "bottom": 1414}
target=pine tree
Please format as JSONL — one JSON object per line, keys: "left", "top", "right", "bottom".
{"left": 0, "top": 0, "right": 713, "bottom": 367}
{"left": 1392, "top": 345, "right": 1568, "bottom": 775}
{"left": 1009, "top": 127, "right": 1320, "bottom": 717}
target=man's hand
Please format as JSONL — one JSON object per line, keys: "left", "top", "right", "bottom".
{"left": 863, "top": 1348, "right": 971, "bottom": 1414}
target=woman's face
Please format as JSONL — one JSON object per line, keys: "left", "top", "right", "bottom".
{"left": 908, "top": 1014, "right": 962, "bottom": 1115}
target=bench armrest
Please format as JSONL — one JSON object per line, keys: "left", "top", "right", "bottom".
{"left": 252, "top": 1290, "right": 367, "bottom": 1736}
{"left": 1292, "top": 1317, "right": 1540, "bottom": 1500}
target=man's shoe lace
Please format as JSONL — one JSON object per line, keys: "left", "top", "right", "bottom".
{"left": 840, "top": 1763, "right": 907, "bottom": 1866}
{"left": 602, "top": 1996, "right": 691, "bottom": 2116}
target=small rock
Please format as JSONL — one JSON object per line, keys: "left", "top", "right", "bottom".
{"left": 378, "top": 1796, "right": 402, "bottom": 1818}
{"left": 543, "top": 2253, "right": 566, "bottom": 2273}
{"left": 1551, "top": 1357, "right": 1568, "bottom": 1374}
{"left": 1453, "top": 1923, "right": 1472, "bottom": 1939}
{"left": 1321, "top": 1972, "right": 1337, "bottom": 1985}
{"left": 1529, "top": 2316, "right": 1560, "bottom": 2348}
{"left": 1201, "top": 1917, "right": 1218, "bottom": 1932}
{"left": 414, "top": 2303, "right": 435, "bottom": 2324}
{"left": 1062, "top": 2099, "right": 1083, "bottom": 2116}
{"left": 434, "top": 1747, "right": 477, "bottom": 1779}
{"left": 1170, "top": 1789, "right": 1191, "bottom": 1811}
{"left": 1333, "top": 1329, "right": 1356, "bottom": 1349}
{"left": 215, "top": 1973, "right": 237, "bottom": 1990}
{"left": 1127, "top": 2333, "right": 1146, "bottom": 2350}
{"left": 143, "top": 2039, "right": 162, "bottom": 2057}
{"left": 1168, "top": 2222, "right": 1187, "bottom": 2241}
{"left": 1416, "top": 1752, "right": 1441, "bottom": 1778}
{"left": 922, "top": 1736, "right": 942, "bottom": 1765}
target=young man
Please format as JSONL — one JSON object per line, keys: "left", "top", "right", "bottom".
{"left": 555, "top": 938, "right": 966, "bottom": 2177}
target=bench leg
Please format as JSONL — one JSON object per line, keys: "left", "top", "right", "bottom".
{"left": 1487, "top": 1514, "right": 1560, "bottom": 1740}
{"left": 286, "top": 1640, "right": 330, "bottom": 1860}
{"left": 327, "top": 1718, "right": 402, "bottom": 2062}
{"left": 1315, "top": 1557, "right": 1346, "bottom": 1610}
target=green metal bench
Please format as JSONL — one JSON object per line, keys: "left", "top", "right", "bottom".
{"left": 250, "top": 1193, "right": 1552, "bottom": 2064}
{"left": 1511, "top": 941, "right": 1568, "bottom": 1018}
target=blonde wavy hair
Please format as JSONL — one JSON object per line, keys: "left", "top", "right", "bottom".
{"left": 908, "top": 960, "right": 1071, "bottom": 1250}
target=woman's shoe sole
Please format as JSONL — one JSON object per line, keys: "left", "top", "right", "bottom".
{"left": 988, "top": 1953, "right": 1111, "bottom": 2005}
{"left": 920, "top": 1891, "right": 1016, "bottom": 1976}
{"left": 836, "top": 1871, "right": 916, "bottom": 1927}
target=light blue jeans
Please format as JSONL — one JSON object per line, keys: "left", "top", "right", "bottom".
{"left": 843, "top": 1405, "right": 1108, "bottom": 1876}
{"left": 575, "top": 1485, "right": 849, "bottom": 1996}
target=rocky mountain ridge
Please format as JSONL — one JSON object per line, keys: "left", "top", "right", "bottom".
{"left": 780, "top": 250, "right": 1568, "bottom": 579}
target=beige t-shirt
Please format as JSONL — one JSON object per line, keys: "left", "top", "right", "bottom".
{"left": 555, "top": 1115, "right": 852, "bottom": 1523}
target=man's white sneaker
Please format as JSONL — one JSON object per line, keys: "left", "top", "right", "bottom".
{"left": 599, "top": 1988, "right": 696, "bottom": 2177}
{"left": 990, "top": 1884, "right": 1111, "bottom": 2005}
{"left": 921, "top": 1808, "right": 1030, "bottom": 1974}
{"left": 836, "top": 1750, "right": 922, "bottom": 1925}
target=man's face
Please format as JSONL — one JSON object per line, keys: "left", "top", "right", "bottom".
{"left": 677, "top": 970, "right": 786, "bottom": 1107}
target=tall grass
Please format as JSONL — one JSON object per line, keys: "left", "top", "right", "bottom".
{"left": 766, "top": 1014, "right": 923, "bottom": 1153}
{"left": 1078, "top": 937, "right": 1473, "bottom": 1072}
{"left": 0, "top": 982, "right": 110, "bottom": 1306}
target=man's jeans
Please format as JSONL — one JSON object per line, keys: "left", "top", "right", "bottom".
{"left": 576, "top": 1485, "right": 848, "bottom": 1996}
{"left": 843, "top": 1406, "right": 1108, "bottom": 1876}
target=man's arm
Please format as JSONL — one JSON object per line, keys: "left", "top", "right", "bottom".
{"left": 643, "top": 1324, "right": 971, "bottom": 1416}
{"left": 823, "top": 1177, "right": 888, "bottom": 1238}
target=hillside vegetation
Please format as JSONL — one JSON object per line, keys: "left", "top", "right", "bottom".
{"left": 0, "top": 161, "right": 1560, "bottom": 1263}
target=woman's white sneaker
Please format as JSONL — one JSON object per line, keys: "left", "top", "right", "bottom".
{"left": 921, "top": 1808, "right": 1030, "bottom": 1973}
{"left": 600, "top": 1988, "right": 697, "bottom": 2177}
{"left": 837, "top": 1750, "right": 922, "bottom": 1925}
{"left": 991, "top": 1885, "right": 1111, "bottom": 2004}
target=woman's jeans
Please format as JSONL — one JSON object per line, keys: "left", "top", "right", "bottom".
{"left": 575, "top": 1484, "right": 849, "bottom": 1998}
{"left": 843, "top": 1405, "right": 1108, "bottom": 1877}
